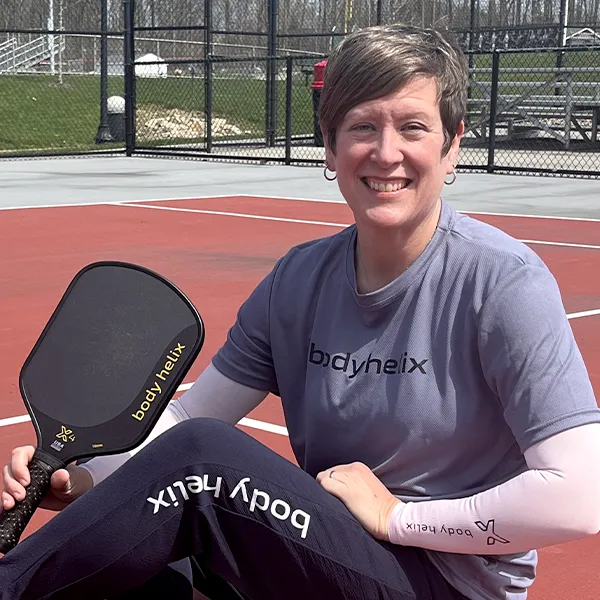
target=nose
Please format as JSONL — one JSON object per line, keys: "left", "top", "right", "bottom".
{"left": 370, "top": 126, "right": 404, "bottom": 167}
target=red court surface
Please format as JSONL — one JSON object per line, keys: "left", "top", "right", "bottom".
{"left": 1, "top": 195, "right": 599, "bottom": 598}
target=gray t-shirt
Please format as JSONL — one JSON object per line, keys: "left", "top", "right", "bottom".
{"left": 213, "top": 201, "right": 600, "bottom": 599}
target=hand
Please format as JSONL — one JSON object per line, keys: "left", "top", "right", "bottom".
{"left": 317, "top": 462, "right": 403, "bottom": 541}
{"left": 2, "top": 445, "right": 93, "bottom": 512}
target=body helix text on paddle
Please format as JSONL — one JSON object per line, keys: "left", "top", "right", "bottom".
{"left": 132, "top": 343, "right": 186, "bottom": 421}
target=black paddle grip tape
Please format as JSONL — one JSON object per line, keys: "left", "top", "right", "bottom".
{"left": 0, "top": 450, "right": 62, "bottom": 554}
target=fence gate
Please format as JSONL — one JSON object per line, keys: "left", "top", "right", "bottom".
{"left": 126, "top": 0, "right": 329, "bottom": 165}
{"left": 127, "top": 0, "right": 209, "bottom": 155}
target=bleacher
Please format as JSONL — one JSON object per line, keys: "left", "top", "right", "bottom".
{"left": 0, "top": 35, "right": 65, "bottom": 74}
{"left": 465, "top": 65, "right": 600, "bottom": 148}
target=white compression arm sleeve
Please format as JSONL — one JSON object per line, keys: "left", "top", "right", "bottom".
{"left": 388, "top": 423, "right": 600, "bottom": 554}
{"left": 80, "top": 363, "right": 268, "bottom": 485}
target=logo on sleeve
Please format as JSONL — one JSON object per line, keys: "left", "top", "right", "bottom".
{"left": 308, "top": 342, "right": 428, "bottom": 378}
{"left": 475, "top": 519, "right": 510, "bottom": 546}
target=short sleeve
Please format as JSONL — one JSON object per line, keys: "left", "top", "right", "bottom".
{"left": 478, "top": 264, "right": 600, "bottom": 452}
{"left": 211, "top": 260, "right": 282, "bottom": 395}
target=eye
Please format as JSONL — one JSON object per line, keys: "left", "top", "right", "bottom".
{"left": 402, "top": 122, "right": 426, "bottom": 132}
{"left": 351, "top": 123, "right": 375, "bottom": 132}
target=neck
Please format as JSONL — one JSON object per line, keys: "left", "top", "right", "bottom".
{"left": 355, "top": 202, "right": 441, "bottom": 294}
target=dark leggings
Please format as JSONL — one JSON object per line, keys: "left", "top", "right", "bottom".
{"left": 0, "top": 418, "right": 467, "bottom": 600}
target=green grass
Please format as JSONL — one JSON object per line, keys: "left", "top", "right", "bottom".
{"left": 467, "top": 50, "right": 600, "bottom": 103}
{"left": 0, "top": 73, "right": 125, "bottom": 152}
{"left": 1, "top": 48, "right": 597, "bottom": 154}
{"left": 471, "top": 51, "right": 600, "bottom": 82}
{"left": 135, "top": 75, "right": 314, "bottom": 144}
{"left": 0, "top": 73, "right": 315, "bottom": 153}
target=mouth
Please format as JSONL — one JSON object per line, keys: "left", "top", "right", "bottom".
{"left": 361, "top": 177, "right": 412, "bottom": 193}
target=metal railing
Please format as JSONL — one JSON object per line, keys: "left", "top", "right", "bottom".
{"left": 0, "top": 35, "right": 65, "bottom": 72}
{"left": 0, "top": 38, "right": 16, "bottom": 55}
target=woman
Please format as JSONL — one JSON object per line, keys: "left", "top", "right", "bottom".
{"left": 1, "top": 24, "right": 599, "bottom": 600}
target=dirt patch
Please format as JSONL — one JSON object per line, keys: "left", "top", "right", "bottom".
{"left": 136, "top": 106, "right": 253, "bottom": 141}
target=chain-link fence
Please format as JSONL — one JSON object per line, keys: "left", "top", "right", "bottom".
{"left": 0, "top": 28, "right": 126, "bottom": 155}
{"left": 0, "top": 0, "right": 125, "bottom": 155}
{"left": 133, "top": 54, "right": 323, "bottom": 161}
{"left": 460, "top": 46, "right": 600, "bottom": 175}
{"left": 1, "top": 0, "right": 599, "bottom": 176}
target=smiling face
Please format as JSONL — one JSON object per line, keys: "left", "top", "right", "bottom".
{"left": 325, "top": 76, "right": 463, "bottom": 236}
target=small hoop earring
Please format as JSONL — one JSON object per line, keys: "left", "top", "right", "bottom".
{"left": 444, "top": 171, "right": 457, "bottom": 185}
{"left": 323, "top": 166, "right": 337, "bottom": 181}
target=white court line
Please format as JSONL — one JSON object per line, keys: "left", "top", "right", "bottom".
{"left": 0, "top": 415, "right": 31, "bottom": 427}
{"left": 0, "top": 308, "right": 598, "bottom": 433}
{"left": 0, "top": 194, "right": 344, "bottom": 212}
{"left": 237, "top": 417, "right": 288, "bottom": 436}
{"left": 0, "top": 194, "right": 344, "bottom": 213}
{"left": 118, "top": 202, "right": 349, "bottom": 228}
{"left": 0, "top": 394, "right": 290, "bottom": 436}
{"left": 119, "top": 203, "right": 600, "bottom": 250}
{"left": 566, "top": 308, "right": 600, "bottom": 320}
{"left": 519, "top": 239, "right": 600, "bottom": 250}
{"left": 0, "top": 193, "right": 599, "bottom": 224}
{"left": 0, "top": 412, "right": 289, "bottom": 436}
{"left": 0, "top": 200, "right": 125, "bottom": 211}
{"left": 461, "top": 209, "right": 600, "bottom": 223}
{"left": 119, "top": 195, "right": 600, "bottom": 223}
{"left": 216, "top": 194, "right": 600, "bottom": 224}
{"left": 3, "top": 197, "right": 598, "bottom": 250}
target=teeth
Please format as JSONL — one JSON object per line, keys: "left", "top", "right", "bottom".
{"left": 367, "top": 179, "right": 406, "bottom": 192}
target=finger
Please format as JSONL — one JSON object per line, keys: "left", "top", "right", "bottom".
{"left": 2, "top": 464, "right": 26, "bottom": 502}
{"left": 318, "top": 474, "right": 336, "bottom": 489}
{"left": 316, "top": 462, "right": 355, "bottom": 480}
{"left": 318, "top": 476, "right": 336, "bottom": 495}
{"left": 2, "top": 491, "right": 15, "bottom": 511}
{"left": 40, "top": 469, "right": 78, "bottom": 512}
{"left": 315, "top": 469, "right": 332, "bottom": 484}
{"left": 50, "top": 469, "right": 71, "bottom": 492}
{"left": 327, "top": 463, "right": 355, "bottom": 472}
{"left": 316, "top": 468, "right": 341, "bottom": 483}
{"left": 318, "top": 473, "right": 350, "bottom": 496}
{"left": 51, "top": 465, "right": 93, "bottom": 503}
{"left": 9, "top": 446, "right": 35, "bottom": 486}
{"left": 334, "top": 462, "right": 370, "bottom": 475}
{"left": 319, "top": 479, "right": 356, "bottom": 514}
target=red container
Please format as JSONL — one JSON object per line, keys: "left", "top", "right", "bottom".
{"left": 311, "top": 60, "right": 328, "bottom": 90}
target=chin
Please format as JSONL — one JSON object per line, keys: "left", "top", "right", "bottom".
{"left": 360, "top": 204, "right": 416, "bottom": 228}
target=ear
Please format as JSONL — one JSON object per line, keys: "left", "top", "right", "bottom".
{"left": 445, "top": 121, "right": 464, "bottom": 174}
{"left": 322, "top": 129, "right": 337, "bottom": 173}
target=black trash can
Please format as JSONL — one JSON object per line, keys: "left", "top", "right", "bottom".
{"left": 311, "top": 60, "right": 327, "bottom": 147}
{"left": 107, "top": 96, "right": 126, "bottom": 143}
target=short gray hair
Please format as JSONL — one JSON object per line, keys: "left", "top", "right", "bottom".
{"left": 319, "top": 24, "right": 468, "bottom": 155}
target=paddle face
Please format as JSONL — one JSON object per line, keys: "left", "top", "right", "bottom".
{"left": 20, "top": 261, "right": 204, "bottom": 464}
{"left": 0, "top": 261, "right": 204, "bottom": 554}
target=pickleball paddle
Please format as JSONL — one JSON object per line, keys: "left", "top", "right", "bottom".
{"left": 0, "top": 261, "right": 204, "bottom": 554}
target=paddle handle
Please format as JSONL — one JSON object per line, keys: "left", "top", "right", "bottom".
{"left": 0, "top": 450, "right": 61, "bottom": 554}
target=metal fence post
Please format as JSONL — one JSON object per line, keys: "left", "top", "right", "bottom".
{"left": 204, "top": 0, "right": 213, "bottom": 153}
{"left": 486, "top": 50, "right": 500, "bottom": 173}
{"left": 266, "top": 0, "right": 278, "bottom": 147}
{"left": 468, "top": 0, "right": 477, "bottom": 72}
{"left": 124, "top": 0, "right": 136, "bottom": 155}
{"left": 556, "top": 0, "right": 569, "bottom": 71}
{"left": 284, "top": 57, "right": 293, "bottom": 164}
{"left": 555, "top": 0, "right": 569, "bottom": 94}
{"left": 95, "top": 0, "right": 113, "bottom": 143}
